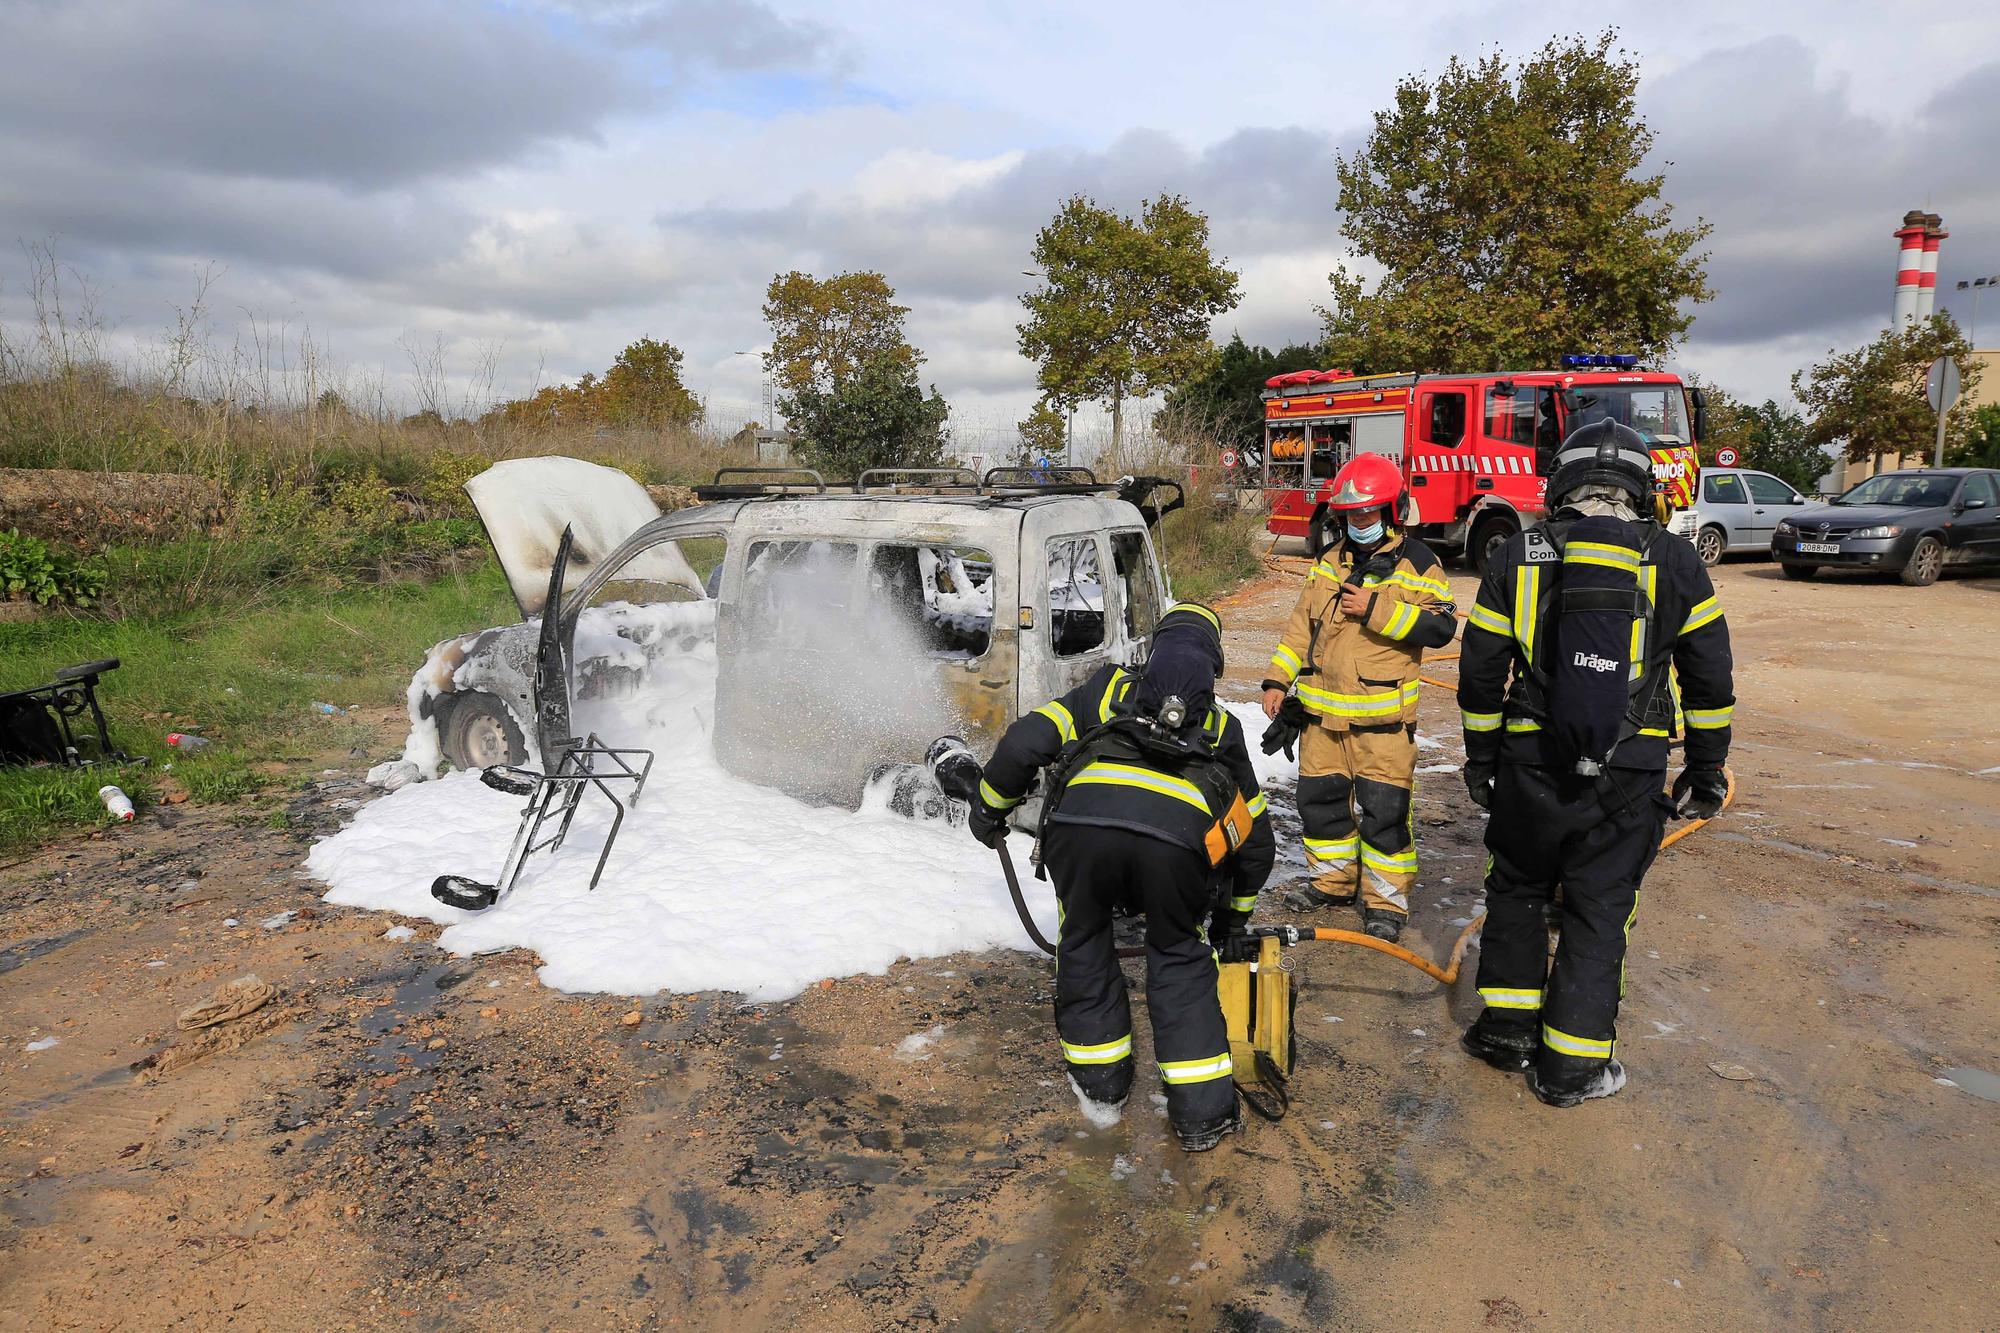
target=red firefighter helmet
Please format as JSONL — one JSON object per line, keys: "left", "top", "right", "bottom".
{"left": 1321, "top": 452, "right": 1409, "bottom": 520}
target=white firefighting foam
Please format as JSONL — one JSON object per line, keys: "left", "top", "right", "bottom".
{"left": 311, "top": 602, "right": 1061, "bottom": 1000}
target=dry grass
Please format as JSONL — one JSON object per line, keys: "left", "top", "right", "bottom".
{"left": 1093, "top": 404, "right": 1267, "bottom": 603}
{"left": 0, "top": 244, "right": 752, "bottom": 492}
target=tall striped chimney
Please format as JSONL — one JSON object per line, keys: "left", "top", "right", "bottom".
{"left": 1894, "top": 209, "right": 1927, "bottom": 327}
{"left": 1914, "top": 213, "right": 1947, "bottom": 322}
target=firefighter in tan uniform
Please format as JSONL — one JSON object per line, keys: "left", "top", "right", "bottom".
{"left": 1261, "top": 454, "right": 1458, "bottom": 941}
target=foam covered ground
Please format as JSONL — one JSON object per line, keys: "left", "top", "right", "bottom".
{"left": 310, "top": 598, "right": 1310, "bottom": 1001}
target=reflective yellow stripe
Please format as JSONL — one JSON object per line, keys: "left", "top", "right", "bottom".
{"left": 1069, "top": 762, "right": 1210, "bottom": 813}
{"left": 1385, "top": 570, "right": 1450, "bottom": 597}
{"left": 1634, "top": 564, "right": 1659, "bottom": 681}
{"left": 1685, "top": 705, "right": 1734, "bottom": 729}
{"left": 1304, "top": 835, "right": 1358, "bottom": 862}
{"left": 1682, "top": 596, "right": 1723, "bottom": 634}
{"left": 979, "top": 779, "right": 1022, "bottom": 810}
{"left": 1269, "top": 644, "right": 1303, "bottom": 682}
{"left": 1245, "top": 792, "right": 1268, "bottom": 818}
{"left": 1228, "top": 895, "right": 1258, "bottom": 913}
{"left": 1564, "top": 541, "right": 1642, "bottom": 572}
{"left": 1294, "top": 680, "right": 1419, "bottom": 719}
{"left": 1061, "top": 1034, "right": 1133, "bottom": 1064}
{"left": 1461, "top": 709, "right": 1502, "bottom": 732}
{"left": 1505, "top": 717, "right": 1542, "bottom": 733}
{"left": 1514, "top": 565, "right": 1540, "bottom": 664}
{"left": 1159, "top": 1053, "right": 1234, "bottom": 1084}
{"left": 1479, "top": 987, "right": 1544, "bottom": 1010}
{"left": 1167, "top": 602, "right": 1220, "bottom": 634}
{"left": 1542, "top": 1024, "right": 1614, "bottom": 1059}
{"left": 1465, "top": 603, "right": 1512, "bottom": 637}
{"left": 1361, "top": 842, "right": 1417, "bottom": 874}
{"left": 1033, "top": 701, "right": 1077, "bottom": 744}
{"left": 1308, "top": 559, "right": 1344, "bottom": 583}
{"left": 1097, "top": 669, "right": 1129, "bottom": 723}
{"left": 1379, "top": 601, "right": 1420, "bottom": 640}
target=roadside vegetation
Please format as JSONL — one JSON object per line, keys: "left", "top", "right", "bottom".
{"left": 0, "top": 562, "right": 517, "bottom": 854}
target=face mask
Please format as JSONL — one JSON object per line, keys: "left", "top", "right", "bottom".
{"left": 1345, "top": 516, "right": 1384, "bottom": 546}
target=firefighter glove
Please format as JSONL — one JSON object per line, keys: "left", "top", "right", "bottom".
{"left": 1217, "top": 931, "right": 1260, "bottom": 964}
{"left": 1260, "top": 695, "right": 1311, "bottom": 761}
{"left": 966, "top": 801, "right": 1010, "bottom": 848}
{"left": 1464, "top": 760, "right": 1496, "bottom": 811}
{"left": 1671, "top": 765, "right": 1727, "bottom": 821}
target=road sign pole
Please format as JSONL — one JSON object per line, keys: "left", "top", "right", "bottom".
{"left": 1926, "top": 355, "right": 1963, "bottom": 469}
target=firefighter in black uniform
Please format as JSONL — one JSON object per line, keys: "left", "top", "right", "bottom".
{"left": 967, "top": 604, "right": 1276, "bottom": 1151}
{"left": 1456, "top": 421, "right": 1734, "bottom": 1107}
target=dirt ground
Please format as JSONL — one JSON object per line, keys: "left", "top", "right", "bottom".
{"left": 4, "top": 551, "right": 1997, "bottom": 1331}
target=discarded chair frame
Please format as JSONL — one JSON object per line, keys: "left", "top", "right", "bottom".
{"left": 0, "top": 657, "right": 130, "bottom": 768}
{"left": 430, "top": 733, "right": 654, "bottom": 912}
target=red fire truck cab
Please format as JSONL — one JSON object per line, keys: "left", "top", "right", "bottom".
{"left": 1261, "top": 358, "right": 1705, "bottom": 571}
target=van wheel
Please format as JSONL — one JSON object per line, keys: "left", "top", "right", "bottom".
{"left": 1469, "top": 514, "right": 1518, "bottom": 575}
{"left": 1695, "top": 525, "right": 1726, "bottom": 566}
{"left": 1900, "top": 536, "right": 1944, "bottom": 587}
{"left": 440, "top": 691, "right": 529, "bottom": 771}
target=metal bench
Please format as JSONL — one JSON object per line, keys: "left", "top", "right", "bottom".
{"left": 0, "top": 658, "right": 129, "bottom": 767}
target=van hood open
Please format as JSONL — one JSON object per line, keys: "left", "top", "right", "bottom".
{"left": 464, "top": 456, "right": 702, "bottom": 617}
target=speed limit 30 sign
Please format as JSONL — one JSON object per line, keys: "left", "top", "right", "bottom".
{"left": 1715, "top": 446, "right": 1739, "bottom": 467}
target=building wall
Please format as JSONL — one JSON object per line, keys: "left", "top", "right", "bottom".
{"left": 1965, "top": 349, "right": 1998, "bottom": 409}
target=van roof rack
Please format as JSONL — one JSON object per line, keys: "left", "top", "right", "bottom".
{"left": 694, "top": 467, "right": 828, "bottom": 500}
{"left": 979, "top": 466, "right": 1110, "bottom": 494}
{"left": 854, "top": 467, "right": 980, "bottom": 493}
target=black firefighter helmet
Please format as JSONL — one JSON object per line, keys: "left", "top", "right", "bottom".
{"left": 1138, "top": 602, "right": 1225, "bottom": 729}
{"left": 1547, "top": 419, "right": 1655, "bottom": 510}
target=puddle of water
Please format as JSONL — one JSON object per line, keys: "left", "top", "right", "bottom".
{"left": 1939, "top": 1068, "right": 2000, "bottom": 1104}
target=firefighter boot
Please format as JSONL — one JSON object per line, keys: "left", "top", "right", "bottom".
{"left": 1283, "top": 882, "right": 1355, "bottom": 912}
{"left": 1174, "top": 1106, "right": 1242, "bottom": 1153}
{"left": 1460, "top": 1016, "right": 1537, "bottom": 1071}
{"left": 1363, "top": 907, "right": 1406, "bottom": 942}
{"left": 1528, "top": 1059, "right": 1628, "bottom": 1108}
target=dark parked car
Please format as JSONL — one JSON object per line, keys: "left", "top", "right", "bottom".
{"left": 1773, "top": 468, "right": 2000, "bottom": 586}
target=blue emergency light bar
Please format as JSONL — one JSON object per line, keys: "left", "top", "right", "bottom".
{"left": 1561, "top": 353, "right": 1640, "bottom": 369}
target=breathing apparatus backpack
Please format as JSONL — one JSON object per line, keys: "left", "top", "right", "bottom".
{"left": 1037, "top": 689, "right": 1254, "bottom": 867}
{"left": 1514, "top": 513, "right": 1675, "bottom": 775}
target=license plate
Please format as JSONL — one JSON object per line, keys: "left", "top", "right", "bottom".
{"left": 1798, "top": 541, "right": 1840, "bottom": 555}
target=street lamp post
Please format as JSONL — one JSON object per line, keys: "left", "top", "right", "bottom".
{"left": 734, "top": 350, "right": 773, "bottom": 429}
{"left": 1955, "top": 276, "right": 1999, "bottom": 347}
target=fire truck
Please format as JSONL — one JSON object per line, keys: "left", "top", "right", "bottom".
{"left": 1261, "top": 355, "right": 1705, "bottom": 571}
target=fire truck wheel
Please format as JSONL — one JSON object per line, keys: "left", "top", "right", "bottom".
{"left": 1469, "top": 514, "right": 1518, "bottom": 574}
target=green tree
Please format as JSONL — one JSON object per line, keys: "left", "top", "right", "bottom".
{"left": 1018, "top": 193, "right": 1240, "bottom": 453}
{"left": 1734, "top": 400, "right": 1827, "bottom": 494}
{"left": 787, "top": 354, "right": 950, "bottom": 479}
{"left": 1792, "top": 316, "right": 1983, "bottom": 470}
{"left": 1015, "top": 399, "right": 1069, "bottom": 466}
{"left": 1320, "top": 33, "right": 1711, "bottom": 373}
{"left": 1161, "top": 333, "right": 1325, "bottom": 451}
{"left": 763, "top": 271, "right": 917, "bottom": 398}
{"left": 600, "top": 337, "right": 703, "bottom": 430}
{"left": 1945, "top": 403, "right": 2000, "bottom": 469}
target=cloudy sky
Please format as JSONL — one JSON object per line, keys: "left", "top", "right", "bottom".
{"left": 3, "top": 0, "right": 1997, "bottom": 451}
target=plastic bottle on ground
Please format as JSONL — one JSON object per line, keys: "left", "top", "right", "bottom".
{"left": 311, "top": 702, "right": 341, "bottom": 716}
{"left": 99, "top": 785, "right": 135, "bottom": 821}
{"left": 166, "top": 732, "right": 212, "bottom": 751}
